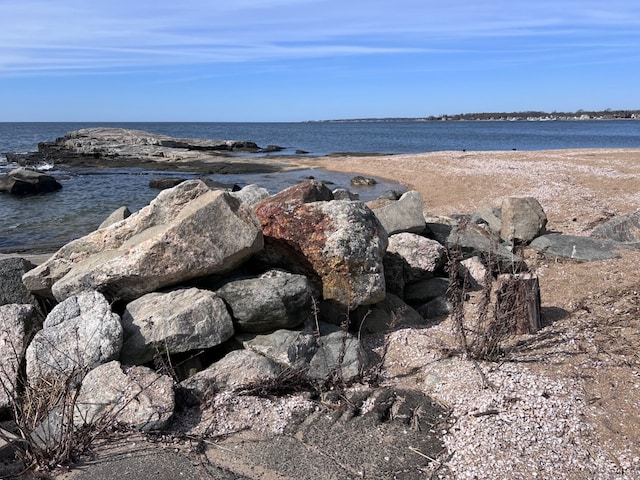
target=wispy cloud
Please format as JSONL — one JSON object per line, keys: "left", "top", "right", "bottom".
{"left": 1, "top": 0, "right": 639, "bottom": 76}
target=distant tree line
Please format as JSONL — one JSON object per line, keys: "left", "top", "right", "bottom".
{"left": 317, "top": 109, "right": 640, "bottom": 122}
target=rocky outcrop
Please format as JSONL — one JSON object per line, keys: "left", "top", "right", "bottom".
{"left": 25, "top": 291, "right": 123, "bottom": 382}
{"left": 120, "top": 288, "right": 234, "bottom": 365}
{"left": 352, "top": 292, "right": 425, "bottom": 334}
{"left": 258, "top": 179, "right": 334, "bottom": 204}
{"left": 0, "top": 168, "right": 62, "bottom": 195}
{"left": 22, "top": 180, "right": 263, "bottom": 301}
{"left": 428, "top": 217, "right": 526, "bottom": 272}
{"left": 350, "top": 176, "right": 377, "bottom": 186}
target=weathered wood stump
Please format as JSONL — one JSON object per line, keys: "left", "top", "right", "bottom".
{"left": 494, "top": 273, "right": 541, "bottom": 334}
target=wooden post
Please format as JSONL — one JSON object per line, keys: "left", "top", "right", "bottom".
{"left": 494, "top": 273, "right": 541, "bottom": 334}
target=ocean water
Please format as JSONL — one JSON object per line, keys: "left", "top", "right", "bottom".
{"left": 1, "top": 120, "right": 639, "bottom": 250}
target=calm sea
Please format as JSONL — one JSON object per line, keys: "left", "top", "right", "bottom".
{"left": 1, "top": 120, "right": 639, "bottom": 250}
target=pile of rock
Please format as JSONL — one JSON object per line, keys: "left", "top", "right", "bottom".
{"left": 0, "top": 178, "right": 630, "bottom": 435}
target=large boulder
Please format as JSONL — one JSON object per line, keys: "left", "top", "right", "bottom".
{"left": 255, "top": 198, "right": 387, "bottom": 308}
{"left": 120, "top": 287, "right": 234, "bottom": 365}
{"left": 0, "top": 304, "right": 39, "bottom": 410}
{"left": 75, "top": 361, "right": 174, "bottom": 431}
{"left": 591, "top": 210, "right": 640, "bottom": 247}
{"left": 240, "top": 323, "right": 365, "bottom": 382}
{"left": 180, "top": 349, "right": 283, "bottom": 394}
{"left": 25, "top": 291, "right": 123, "bottom": 382}
{"left": 368, "top": 190, "right": 426, "bottom": 235}
{"left": 386, "top": 232, "right": 447, "bottom": 283}
{"left": 0, "top": 257, "right": 39, "bottom": 308}
{"left": 22, "top": 180, "right": 264, "bottom": 301}
{"left": 0, "top": 168, "right": 62, "bottom": 195}
{"left": 500, "top": 197, "right": 547, "bottom": 244}
{"left": 215, "top": 270, "right": 314, "bottom": 333}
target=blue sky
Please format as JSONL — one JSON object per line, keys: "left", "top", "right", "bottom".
{"left": 1, "top": 0, "right": 639, "bottom": 121}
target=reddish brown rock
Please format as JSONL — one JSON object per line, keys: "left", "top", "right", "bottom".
{"left": 255, "top": 198, "right": 387, "bottom": 308}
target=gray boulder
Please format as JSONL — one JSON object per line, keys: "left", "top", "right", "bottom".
{"left": 120, "top": 288, "right": 234, "bottom": 365}
{"left": 417, "top": 296, "right": 453, "bottom": 319}
{"left": 0, "top": 304, "right": 39, "bottom": 410}
{"left": 309, "top": 327, "right": 364, "bottom": 380}
{"left": 331, "top": 188, "right": 359, "bottom": 201}
{"left": 240, "top": 329, "right": 312, "bottom": 367}
{"left": 75, "top": 361, "right": 174, "bottom": 431}
{"left": 240, "top": 323, "right": 365, "bottom": 382}
{"left": 446, "top": 220, "right": 526, "bottom": 272}
{"left": 382, "top": 250, "right": 407, "bottom": 298}
{"left": 0, "top": 168, "right": 62, "bottom": 195}
{"left": 353, "top": 293, "right": 425, "bottom": 335}
{"left": 471, "top": 205, "right": 502, "bottom": 236}
{"left": 25, "top": 291, "right": 123, "bottom": 382}
{"left": 387, "top": 232, "right": 446, "bottom": 283}
{"left": 181, "top": 350, "right": 282, "bottom": 394}
{"left": 23, "top": 180, "right": 264, "bottom": 301}
{"left": 500, "top": 197, "right": 547, "bottom": 243}
{"left": 215, "top": 270, "right": 314, "bottom": 333}
{"left": 98, "top": 206, "right": 131, "bottom": 229}
{"left": 350, "top": 176, "right": 377, "bottom": 186}
{"left": 591, "top": 210, "right": 640, "bottom": 247}
{"left": 229, "top": 184, "right": 270, "bottom": 206}
{"left": 404, "top": 277, "right": 450, "bottom": 305}
{"left": 256, "top": 198, "right": 387, "bottom": 308}
{"left": 369, "top": 190, "right": 426, "bottom": 235}
{"left": 530, "top": 233, "right": 620, "bottom": 261}
{"left": 0, "top": 257, "right": 39, "bottom": 308}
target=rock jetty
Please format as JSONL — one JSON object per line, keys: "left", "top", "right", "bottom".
{"left": 0, "top": 179, "right": 631, "bottom": 477}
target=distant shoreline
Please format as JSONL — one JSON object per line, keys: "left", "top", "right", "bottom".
{"left": 310, "top": 109, "right": 640, "bottom": 123}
